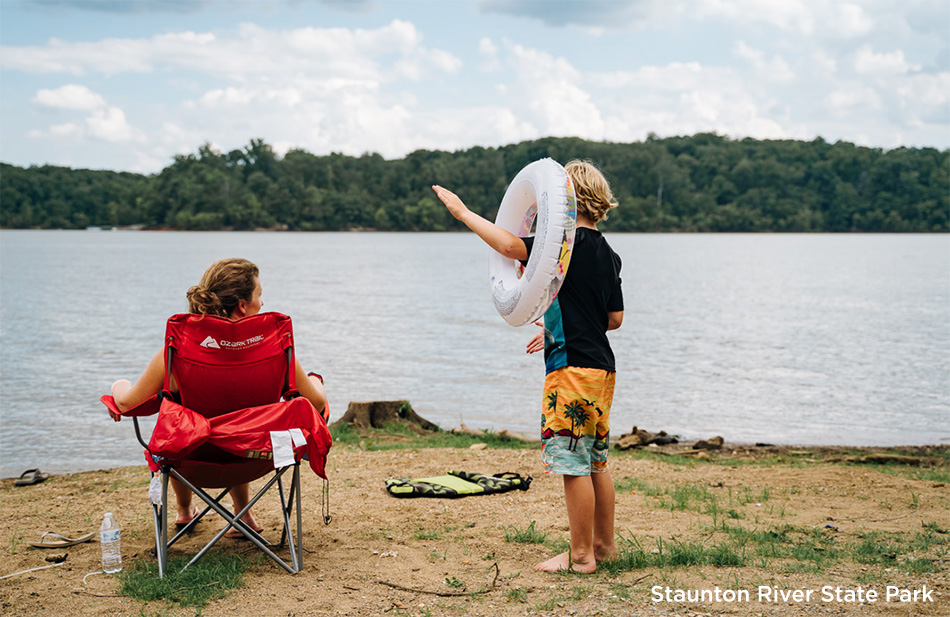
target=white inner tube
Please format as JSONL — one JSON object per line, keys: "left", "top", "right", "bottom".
{"left": 490, "top": 158, "right": 577, "bottom": 326}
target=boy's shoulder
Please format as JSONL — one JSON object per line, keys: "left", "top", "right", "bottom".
{"left": 576, "top": 228, "right": 621, "bottom": 261}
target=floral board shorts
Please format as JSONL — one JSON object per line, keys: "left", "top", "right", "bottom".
{"left": 540, "top": 366, "right": 616, "bottom": 476}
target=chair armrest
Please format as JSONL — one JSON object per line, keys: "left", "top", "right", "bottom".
{"left": 100, "top": 393, "right": 162, "bottom": 417}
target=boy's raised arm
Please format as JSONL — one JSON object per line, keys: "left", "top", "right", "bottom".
{"left": 432, "top": 185, "right": 528, "bottom": 261}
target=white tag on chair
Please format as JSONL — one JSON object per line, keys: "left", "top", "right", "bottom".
{"left": 149, "top": 476, "right": 163, "bottom": 505}
{"left": 271, "top": 429, "right": 308, "bottom": 469}
{"left": 270, "top": 431, "right": 295, "bottom": 468}
{"left": 289, "top": 428, "right": 307, "bottom": 448}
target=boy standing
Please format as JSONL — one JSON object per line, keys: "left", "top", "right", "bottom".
{"left": 433, "top": 159, "right": 623, "bottom": 573}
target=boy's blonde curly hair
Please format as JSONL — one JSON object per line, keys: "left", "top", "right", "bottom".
{"left": 565, "top": 159, "right": 618, "bottom": 223}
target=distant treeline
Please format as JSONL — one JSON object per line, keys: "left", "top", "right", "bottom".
{"left": 2, "top": 134, "right": 947, "bottom": 232}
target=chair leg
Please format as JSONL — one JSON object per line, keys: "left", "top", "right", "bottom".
{"left": 277, "top": 463, "right": 303, "bottom": 572}
{"left": 295, "top": 463, "right": 303, "bottom": 570}
{"left": 155, "top": 471, "right": 169, "bottom": 578}
{"left": 279, "top": 475, "right": 293, "bottom": 548}
{"left": 173, "top": 468, "right": 299, "bottom": 574}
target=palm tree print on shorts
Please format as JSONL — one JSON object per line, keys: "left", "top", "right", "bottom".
{"left": 562, "top": 400, "right": 592, "bottom": 451}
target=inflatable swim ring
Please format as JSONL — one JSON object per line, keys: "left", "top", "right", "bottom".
{"left": 490, "top": 158, "right": 577, "bottom": 326}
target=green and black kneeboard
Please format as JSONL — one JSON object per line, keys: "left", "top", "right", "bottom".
{"left": 385, "top": 471, "right": 532, "bottom": 498}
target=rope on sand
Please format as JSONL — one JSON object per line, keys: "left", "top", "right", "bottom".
{"left": 0, "top": 562, "right": 64, "bottom": 580}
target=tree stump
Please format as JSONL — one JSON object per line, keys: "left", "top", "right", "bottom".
{"left": 331, "top": 401, "right": 440, "bottom": 433}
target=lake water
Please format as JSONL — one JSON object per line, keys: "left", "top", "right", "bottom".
{"left": 1, "top": 231, "right": 948, "bottom": 477}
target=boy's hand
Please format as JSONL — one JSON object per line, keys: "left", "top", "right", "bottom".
{"left": 526, "top": 320, "right": 545, "bottom": 354}
{"left": 432, "top": 185, "right": 469, "bottom": 220}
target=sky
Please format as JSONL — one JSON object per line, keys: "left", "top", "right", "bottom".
{"left": 0, "top": 0, "right": 948, "bottom": 174}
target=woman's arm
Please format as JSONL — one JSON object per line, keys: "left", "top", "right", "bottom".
{"left": 432, "top": 185, "right": 528, "bottom": 260}
{"left": 109, "top": 349, "right": 165, "bottom": 417}
{"left": 294, "top": 360, "right": 329, "bottom": 420}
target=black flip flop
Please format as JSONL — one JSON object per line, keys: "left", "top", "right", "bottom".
{"left": 14, "top": 469, "right": 49, "bottom": 486}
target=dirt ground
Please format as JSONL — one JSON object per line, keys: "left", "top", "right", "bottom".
{"left": 1, "top": 442, "right": 947, "bottom": 617}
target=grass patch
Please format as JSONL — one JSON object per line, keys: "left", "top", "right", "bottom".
{"left": 599, "top": 533, "right": 748, "bottom": 575}
{"left": 504, "top": 520, "right": 547, "bottom": 544}
{"left": 411, "top": 527, "right": 443, "bottom": 541}
{"left": 616, "top": 477, "right": 763, "bottom": 522}
{"left": 853, "top": 532, "right": 900, "bottom": 566}
{"left": 903, "top": 558, "right": 938, "bottom": 574}
{"left": 567, "top": 584, "right": 593, "bottom": 600}
{"left": 119, "top": 553, "right": 250, "bottom": 608}
{"left": 604, "top": 520, "right": 949, "bottom": 577}
{"left": 545, "top": 537, "right": 570, "bottom": 555}
{"left": 329, "top": 421, "right": 535, "bottom": 451}
{"left": 858, "top": 464, "right": 950, "bottom": 484}
{"left": 619, "top": 445, "right": 950, "bottom": 481}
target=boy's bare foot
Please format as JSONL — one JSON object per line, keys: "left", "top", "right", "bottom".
{"left": 595, "top": 546, "right": 617, "bottom": 563}
{"left": 534, "top": 551, "right": 596, "bottom": 573}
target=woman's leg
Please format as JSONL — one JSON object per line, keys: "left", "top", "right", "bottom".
{"left": 225, "top": 482, "right": 261, "bottom": 537}
{"left": 171, "top": 477, "right": 197, "bottom": 525}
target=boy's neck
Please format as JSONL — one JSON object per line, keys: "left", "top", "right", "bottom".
{"left": 577, "top": 213, "right": 597, "bottom": 230}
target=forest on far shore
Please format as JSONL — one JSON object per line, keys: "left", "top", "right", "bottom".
{"left": 1, "top": 134, "right": 947, "bottom": 232}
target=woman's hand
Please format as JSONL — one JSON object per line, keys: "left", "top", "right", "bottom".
{"left": 432, "top": 185, "right": 470, "bottom": 221}
{"left": 109, "top": 379, "right": 131, "bottom": 421}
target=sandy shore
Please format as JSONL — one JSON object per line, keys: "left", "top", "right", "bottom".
{"left": 1, "top": 442, "right": 947, "bottom": 616}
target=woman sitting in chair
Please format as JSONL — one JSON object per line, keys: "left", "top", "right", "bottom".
{"left": 108, "top": 257, "right": 328, "bottom": 535}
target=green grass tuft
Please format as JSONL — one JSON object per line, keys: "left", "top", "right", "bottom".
{"left": 329, "top": 420, "right": 535, "bottom": 451}
{"left": 119, "top": 553, "right": 250, "bottom": 608}
{"left": 504, "top": 520, "right": 547, "bottom": 544}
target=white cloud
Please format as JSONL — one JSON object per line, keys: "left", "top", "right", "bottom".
{"left": 86, "top": 106, "right": 140, "bottom": 142}
{"left": 833, "top": 3, "right": 874, "bottom": 38}
{"left": 809, "top": 50, "right": 837, "bottom": 77}
{"left": 5, "top": 19, "right": 468, "bottom": 164}
{"left": 854, "top": 45, "right": 919, "bottom": 76}
{"left": 27, "top": 83, "right": 142, "bottom": 144}
{"left": 28, "top": 122, "right": 82, "bottom": 139}
{"left": 733, "top": 41, "right": 795, "bottom": 83}
{"left": 2, "top": 35, "right": 163, "bottom": 75}
{"left": 478, "top": 37, "right": 499, "bottom": 72}
{"left": 477, "top": 0, "right": 667, "bottom": 29}
{"left": 48, "top": 122, "right": 81, "bottom": 137}
{"left": 895, "top": 72, "right": 950, "bottom": 126}
{"left": 1, "top": 20, "right": 459, "bottom": 84}
{"left": 33, "top": 84, "right": 106, "bottom": 110}
{"left": 589, "top": 59, "right": 798, "bottom": 143}
{"left": 695, "top": 0, "right": 815, "bottom": 35}
{"left": 502, "top": 43, "right": 605, "bottom": 138}
{"left": 4, "top": 4, "right": 948, "bottom": 173}
{"left": 824, "top": 84, "right": 882, "bottom": 117}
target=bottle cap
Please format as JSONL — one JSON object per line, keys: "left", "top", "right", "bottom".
{"left": 105, "top": 512, "right": 113, "bottom": 517}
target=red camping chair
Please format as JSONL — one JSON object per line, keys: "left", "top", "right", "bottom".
{"left": 101, "top": 312, "right": 332, "bottom": 577}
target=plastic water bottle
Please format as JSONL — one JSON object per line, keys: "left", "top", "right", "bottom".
{"left": 99, "top": 512, "right": 122, "bottom": 573}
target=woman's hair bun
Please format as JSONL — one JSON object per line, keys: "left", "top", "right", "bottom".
{"left": 186, "top": 285, "right": 223, "bottom": 315}
{"left": 187, "top": 258, "right": 259, "bottom": 318}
